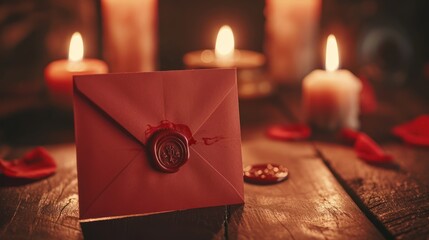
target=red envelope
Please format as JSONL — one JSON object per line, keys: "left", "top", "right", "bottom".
{"left": 73, "top": 69, "right": 244, "bottom": 221}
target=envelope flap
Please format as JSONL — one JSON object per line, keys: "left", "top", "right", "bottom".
{"left": 80, "top": 147, "right": 244, "bottom": 219}
{"left": 74, "top": 69, "right": 236, "bottom": 145}
{"left": 191, "top": 83, "right": 244, "bottom": 198}
{"left": 162, "top": 69, "right": 237, "bottom": 134}
{"left": 74, "top": 69, "right": 244, "bottom": 220}
{"left": 74, "top": 72, "right": 165, "bottom": 144}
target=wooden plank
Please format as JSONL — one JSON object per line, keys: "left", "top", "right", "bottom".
{"left": 274, "top": 86, "right": 429, "bottom": 239}
{"left": 227, "top": 98, "right": 384, "bottom": 239}
{"left": 229, "top": 137, "right": 384, "bottom": 239}
{"left": 0, "top": 96, "right": 384, "bottom": 239}
{"left": 0, "top": 144, "right": 226, "bottom": 240}
{"left": 0, "top": 144, "right": 82, "bottom": 240}
{"left": 317, "top": 88, "right": 429, "bottom": 239}
{"left": 314, "top": 143, "right": 429, "bottom": 239}
{"left": 385, "top": 145, "right": 429, "bottom": 186}
{"left": 80, "top": 206, "right": 226, "bottom": 240}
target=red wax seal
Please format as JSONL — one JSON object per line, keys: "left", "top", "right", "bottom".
{"left": 147, "top": 129, "right": 189, "bottom": 173}
{"left": 243, "top": 163, "right": 288, "bottom": 185}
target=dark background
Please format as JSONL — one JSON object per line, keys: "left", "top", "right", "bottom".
{"left": 0, "top": 0, "right": 428, "bottom": 143}
{"left": 159, "top": 1, "right": 265, "bottom": 70}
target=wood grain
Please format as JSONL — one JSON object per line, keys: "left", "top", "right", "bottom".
{"left": 314, "top": 142, "right": 429, "bottom": 240}
{"left": 276, "top": 86, "right": 429, "bottom": 239}
{"left": 229, "top": 137, "right": 383, "bottom": 239}
{"left": 313, "top": 90, "right": 429, "bottom": 239}
{"left": 0, "top": 144, "right": 227, "bottom": 240}
{"left": 0, "top": 96, "right": 385, "bottom": 239}
{"left": 0, "top": 144, "right": 81, "bottom": 240}
{"left": 229, "top": 99, "right": 384, "bottom": 239}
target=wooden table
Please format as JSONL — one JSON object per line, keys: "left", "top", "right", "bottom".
{"left": 1, "top": 85, "right": 428, "bottom": 239}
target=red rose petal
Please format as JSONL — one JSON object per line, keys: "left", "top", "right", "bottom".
{"left": 340, "top": 128, "right": 361, "bottom": 144}
{"left": 0, "top": 147, "right": 57, "bottom": 179}
{"left": 392, "top": 115, "right": 429, "bottom": 147}
{"left": 266, "top": 124, "right": 311, "bottom": 141}
{"left": 355, "top": 134, "right": 393, "bottom": 163}
{"left": 359, "top": 76, "right": 378, "bottom": 114}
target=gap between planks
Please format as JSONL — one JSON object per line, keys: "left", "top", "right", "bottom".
{"left": 311, "top": 143, "right": 395, "bottom": 240}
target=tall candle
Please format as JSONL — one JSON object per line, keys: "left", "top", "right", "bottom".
{"left": 102, "top": 0, "right": 157, "bottom": 72}
{"left": 302, "top": 35, "right": 362, "bottom": 130}
{"left": 265, "top": 0, "right": 321, "bottom": 84}
{"left": 45, "top": 32, "right": 108, "bottom": 108}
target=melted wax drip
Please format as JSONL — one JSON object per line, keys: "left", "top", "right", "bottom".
{"left": 145, "top": 120, "right": 224, "bottom": 146}
{"left": 202, "top": 136, "right": 224, "bottom": 145}
{"left": 145, "top": 120, "right": 197, "bottom": 145}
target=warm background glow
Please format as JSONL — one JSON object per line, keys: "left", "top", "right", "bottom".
{"left": 68, "top": 32, "right": 84, "bottom": 62}
{"left": 215, "top": 25, "right": 235, "bottom": 59}
{"left": 325, "top": 34, "right": 339, "bottom": 72}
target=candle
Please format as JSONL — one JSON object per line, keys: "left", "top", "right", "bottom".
{"left": 102, "top": 0, "right": 157, "bottom": 72}
{"left": 45, "top": 32, "right": 108, "bottom": 107}
{"left": 183, "top": 25, "right": 271, "bottom": 99}
{"left": 265, "top": 0, "right": 321, "bottom": 84}
{"left": 184, "top": 26, "right": 265, "bottom": 69}
{"left": 302, "top": 35, "right": 362, "bottom": 130}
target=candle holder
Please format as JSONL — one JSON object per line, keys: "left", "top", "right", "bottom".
{"left": 44, "top": 33, "right": 108, "bottom": 109}
{"left": 183, "top": 26, "right": 273, "bottom": 99}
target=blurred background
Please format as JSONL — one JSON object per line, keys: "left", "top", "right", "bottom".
{"left": 0, "top": 0, "right": 429, "bottom": 145}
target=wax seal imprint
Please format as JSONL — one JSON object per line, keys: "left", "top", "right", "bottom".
{"left": 147, "top": 129, "right": 189, "bottom": 173}
{"left": 243, "top": 163, "right": 288, "bottom": 185}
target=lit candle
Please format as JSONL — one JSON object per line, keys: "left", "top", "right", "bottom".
{"left": 45, "top": 32, "right": 108, "bottom": 108}
{"left": 183, "top": 25, "right": 270, "bottom": 98}
{"left": 184, "top": 25, "right": 265, "bottom": 68}
{"left": 302, "top": 34, "right": 362, "bottom": 130}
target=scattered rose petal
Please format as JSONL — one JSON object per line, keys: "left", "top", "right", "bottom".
{"left": 340, "top": 129, "right": 392, "bottom": 162}
{"left": 392, "top": 115, "right": 429, "bottom": 147}
{"left": 355, "top": 134, "right": 393, "bottom": 163}
{"left": 340, "top": 128, "right": 361, "bottom": 144}
{"left": 0, "top": 147, "right": 57, "bottom": 179}
{"left": 266, "top": 124, "right": 311, "bottom": 141}
{"left": 359, "top": 76, "right": 378, "bottom": 114}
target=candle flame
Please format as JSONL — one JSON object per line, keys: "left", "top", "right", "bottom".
{"left": 68, "top": 32, "right": 84, "bottom": 62}
{"left": 325, "top": 34, "right": 339, "bottom": 72}
{"left": 215, "top": 25, "right": 234, "bottom": 59}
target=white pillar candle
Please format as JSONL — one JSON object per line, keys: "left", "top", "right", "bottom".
{"left": 102, "top": 0, "right": 157, "bottom": 72}
{"left": 265, "top": 0, "right": 321, "bottom": 84}
{"left": 303, "top": 35, "right": 362, "bottom": 130}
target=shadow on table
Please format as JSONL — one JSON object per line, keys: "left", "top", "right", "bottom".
{"left": 80, "top": 205, "right": 230, "bottom": 239}
{"left": 0, "top": 106, "right": 75, "bottom": 146}
{"left": 227, "top": 204, "right": 245, "bottom": 239}
{"left": 0, "top": 175, "right": 52, "bottom": 187}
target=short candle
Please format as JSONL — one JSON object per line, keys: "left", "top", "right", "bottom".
{"left": 183, "top": 25, "right": 270, "bottom": 99}
{"left": 44, "top": 32, "right": 108, "bottom": 108}
{"left": 302, "top": 34, "right": 362, "bottom": 130}
{"left": 183, "top": 26, "right": 265, "bottom": 69}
